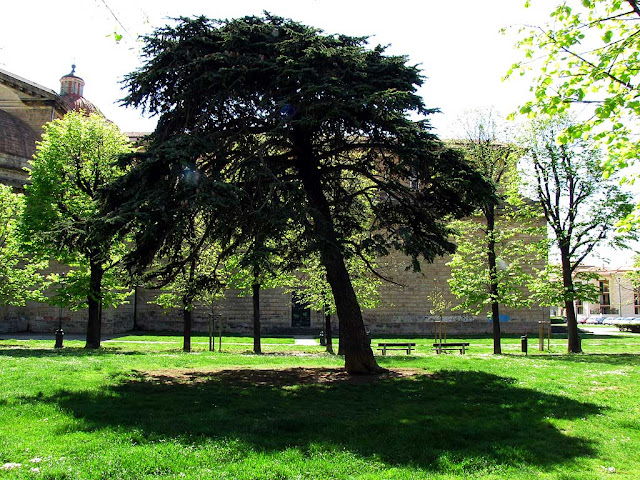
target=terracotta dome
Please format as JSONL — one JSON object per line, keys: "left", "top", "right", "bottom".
{"left": 60, "top": 92, "right": 102, "bottom": 116}
{"left": 0, "top": 110, "right": 37, "bottom": 158}
{"left": 59, "top": 65, "right": 102, "bottom": 116}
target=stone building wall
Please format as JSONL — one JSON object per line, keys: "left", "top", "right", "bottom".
{"left": 0, "top": 245, "right": 547, "bottom": 337}
{"left": 0, "top": 152, "right": 30, "bottom": 188}
{"left": 0, "top": 74, "right": 62, "bottom": 137}
{"left": 362, "top": 247, "right": 548, "bottom": 336}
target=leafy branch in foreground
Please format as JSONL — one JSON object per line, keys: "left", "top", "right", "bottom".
{"left": 506, "top": 0, "right": 640, "bottom": 228}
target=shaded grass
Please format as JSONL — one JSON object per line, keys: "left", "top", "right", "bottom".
{"left": 1, "top": 336, "right": 639, "bottom": 479}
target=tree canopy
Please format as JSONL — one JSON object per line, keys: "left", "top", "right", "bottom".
{"left": 447, "top": 110, "right": 545, "bottom": 354}
{"left": 107, "top": 14, "right": 494, "bottom": 372}
{"left": 21, "top": 112, "right": 132, "bottom": 348}
{"left": 521, "top": 114, "right": 636, "bottom": 352}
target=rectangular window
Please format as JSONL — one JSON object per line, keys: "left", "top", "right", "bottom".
{"left": 599, "top": 280, "right": 611, "bottom": 314}
{"left": 291, "top": 293, "right": 311, "bottom": 327}
{"left": 635, "top": 287, "right": 640, "bottom": 315}
{"left": 575, "top": 298, "right": 583, "bottom": 315}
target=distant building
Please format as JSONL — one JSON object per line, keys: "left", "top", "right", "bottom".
{"left": 572, "top": 265, "right": 639, "bottom": 321}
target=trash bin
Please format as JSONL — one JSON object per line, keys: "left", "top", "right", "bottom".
{"left": 521, "top": 335, "right": 528, "bottom": 355}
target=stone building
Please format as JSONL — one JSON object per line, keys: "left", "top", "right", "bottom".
{"left": 0, "top": 67, "right": 549, "bottom": 337}
{"left": 0, "top": 66, "right": 100, "bottom": 189}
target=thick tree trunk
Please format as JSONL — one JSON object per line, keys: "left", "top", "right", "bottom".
{"left": 324, "top": 306, "right": 334, "bottom": 354}
{"left": 560, "top": 247, "right": 582, "bottom": 353}
{"left": 85, "top": 260, "right": 104, "bottom": 349}
{"left": 183, "top": 306, "right": 192, "bottom": 352}
{"left": 486, "top": 208, "right": 502, "bottom": 355}
{"left": 293, "top": 129, "right": 380, "bottom": 373}
{"left": 252, "top": 282, "right": 262, "bottom": 354}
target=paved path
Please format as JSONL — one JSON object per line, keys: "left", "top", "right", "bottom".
{"left": 0, "top": 333, "right": 322, "bottom": 347}
{"left": 580, "top": 326, "right": 627, "bottom": 336}
{"left": 293, "top": 336, "right": 318, "bottom": 346}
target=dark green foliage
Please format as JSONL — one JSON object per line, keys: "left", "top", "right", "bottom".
{"left": 105, "top": 14, "right": 493, "bottom": 371}
{"left": 113, "top": 14, "right": 491, "bottom": 269}
{"left": 617, "top": 324, "right": 640, "bottom": 333}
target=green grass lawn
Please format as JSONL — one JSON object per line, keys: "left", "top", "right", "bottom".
{"left": 1, "top": 331, "right": 639, "bottom": 479}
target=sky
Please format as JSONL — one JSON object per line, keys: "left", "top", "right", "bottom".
{"left": 1, "top": 0, "right": 636, "bottom": 266}
{"left": 0, "top": 0, "right": 557, "bottom": 135}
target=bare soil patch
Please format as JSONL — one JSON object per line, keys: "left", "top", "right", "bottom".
{"left": 134, "top": 366, "right": 427, "bottom": 387}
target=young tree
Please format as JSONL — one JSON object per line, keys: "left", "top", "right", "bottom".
{"left": 448, "top": 110, "right": 545, "bottom": 354}
{"left": 139, "top": 197, "right": 231, "bottom": 352}
{"left": 224, "top": 241, "right": 295, "bottom": 355}
{"left": 521, "top": 115, "right": 636, "bottom": 352}
{"left": 108, "top": 14, "right": 493, "bottom": 373}
{"left": 149, "top": 233, "right": 225, "bottom": 353}
{"left": 294, "top": 252, "right": 382, "bottom": 354}
{"left": 506, "top": 0, "right": 640, "bottom": 226}
{"left": 528, "top": 263, "right": 599, "bottom": 315}
{"left": 21, "top": 112, "right": 132, "bottom": 349}
{"left": 0, "top": 185, "right": 45, "bottom": 306}
{"left": 448, "top": 212, "right": 546, "bottom": 351}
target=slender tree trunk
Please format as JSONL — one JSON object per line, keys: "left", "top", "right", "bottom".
{"left": 486, "top": 208, "right": 502, "bottom": 354}
{"left": 252, "top": 282, "right": 262, "bottom": 354}
{"left": 132, "top": 285, "right": 139, "bottom": 331}
{"left": 560, "top": 246, "right": 582, "bottom": 353}
{"left": 183, "top": 256, "right": 197, "bottom": 353}
{"left": 183, "top": 305, "right": 192, "bottom": 352}
{"left": 293, "top": 129, "right": 380, "bottom": 373}
{"left": 85, "top": 259, "right": 104, "bottom": 349}
{"left": 324, "top": 305, "right": 334, "bottom": 354}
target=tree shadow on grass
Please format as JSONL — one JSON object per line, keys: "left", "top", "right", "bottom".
{"left": 28, "top": 367, "right": 600, "bottom": 472}
{"left": 521, "top": 353, "right": 640, "bottom": 366}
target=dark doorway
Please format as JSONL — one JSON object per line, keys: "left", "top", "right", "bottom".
{"left": 291, "top": 294, "right": 311, "bottom": 327}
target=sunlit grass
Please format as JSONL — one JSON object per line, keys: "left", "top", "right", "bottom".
{"left": 1, "top": 332, "right": 639, "bottom": 479}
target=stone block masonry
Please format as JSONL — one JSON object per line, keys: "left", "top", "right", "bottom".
{"left": 0, "top": 250, "right": 548, "bottom": 337}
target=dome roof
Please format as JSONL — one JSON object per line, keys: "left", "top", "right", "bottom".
{"left": 60, "top": 93, "right": 102, "bottom": 116}
{"left": 0, "top": 109, "right": 37, "bottom": 158}
{"left": 58, "top": 65, "right": 102, "bottom": 116}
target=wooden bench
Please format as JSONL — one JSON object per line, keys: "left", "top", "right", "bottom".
{"left": 377, "top": 342, "right": 416, "bottom": 355}
{"left": 433, "top": 342, "right": 470, "bottom": 354}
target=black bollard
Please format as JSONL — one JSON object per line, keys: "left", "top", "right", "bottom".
{"left": 54, "top": 328, "right": 64, "bottom": 349}
{"left": 521, "top": 335, "right": 528, "bottom": 355}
